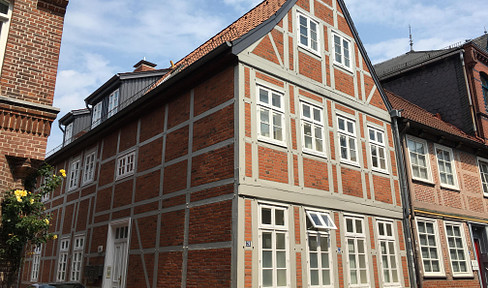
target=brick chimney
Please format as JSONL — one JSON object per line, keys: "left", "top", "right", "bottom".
{"left": 133, "top": 59, "right": 157, "bottom": 72}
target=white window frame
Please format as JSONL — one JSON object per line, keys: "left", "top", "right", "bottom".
{"left": 376, "top": 220, "right": 401, "bottom": 287}
{"left": 257, "top": 85, "right": 286, "bottom": 147}
{"left": 434, "top": 144, "right": 458, "bottom": 189}
{"left": 300, "top": 101, "right": 326, "bottom": 157}
{"left": 332, "top": 32, "right": 352, "bottom": 71}
{"left": 306, "top": 210, "right": 337, "bottom": 230}
{"left": 70, "top": 235, "right": 85, "bottom": 282}
{"left": 116, "top": 151, "right": 136, "bottom": 179}
{"left": 415, "top": 217, "right": 445, "bottom": 277}
{"left": 91, "top": 101, "right": 102, "bottom": 128}
{"left": 108, "top": 89, "right": 119, "bottom": 118}
{"left": 82, "top": 151, "right": 96, "bottom": 185}
{"left": 68, "top": 157, "right": 81, "bottom": 191}
{"left": 296, "top": 12, "right": 320, "bottom": 55}
{"left": 443, "top": 221, "right": 472, "bottom": 277}
{"left": 0, "top": 0, "right": 12, "bottom": 72}
{"left": 344, "top": 215, "right": 369, "bottom": 287}
{"left": 337, "top": 114, "right": 358, "bottom": 165}
{"left": 478, "top": 157, "right": 488, "bottom": 197}
{"left": 258, "top": 203, "right": 289, "bottom": 288}
{"left": 368, "top": 126, "right": 388, "bottom": 173}
{"left": 30, "top": 244, "right": 42, "bottom": 282}
{"left": 57, "top": 237, "right": 70, "bottom": 282}
{"left": 406, "top": 136, "right": 433, "bottom": 183}
{"left": 64, "top": 122, "right": 73, "bottom": 145}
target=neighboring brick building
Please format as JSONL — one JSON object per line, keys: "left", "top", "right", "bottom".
{"left": 0, "top": 0, "right": 68, "bottom": 192}
{"left": 377, "top": 34, "right": 488, "bottom": 288}
{"left": 386, "top": 90, "right": 488, "bottom": 288}
{"left": 27, "top": 0, "right": 412, "bottom": 287}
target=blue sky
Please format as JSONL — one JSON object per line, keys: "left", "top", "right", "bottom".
{"left": 46, "top": 0, "right": 488, "bottom": 152}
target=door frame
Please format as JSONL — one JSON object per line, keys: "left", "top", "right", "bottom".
{"left": 102, "top": 218, "right": 132, "bottom": 288}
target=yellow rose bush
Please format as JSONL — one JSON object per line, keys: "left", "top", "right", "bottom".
{"left": 0, "top": 165, "right": 65, "bottom": 287}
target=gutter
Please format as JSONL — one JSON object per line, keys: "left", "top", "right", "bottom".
{"left": 390, "top": 109, "right": 419, "bottom": 288}
{"left": 460, "top": 50, "right": 479, "bottom": 134}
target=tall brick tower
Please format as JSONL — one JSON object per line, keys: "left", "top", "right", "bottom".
{"left": 0, "top": 0, "right": 68, "bottom": 193}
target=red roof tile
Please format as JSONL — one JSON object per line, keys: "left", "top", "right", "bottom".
{"left": 151, "top": 0, "right": 288, "bottom": 88}
{"left": 385, "top": 90, "right": 483, "bottom": 144}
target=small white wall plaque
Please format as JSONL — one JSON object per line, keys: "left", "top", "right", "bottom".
{"left": 472, "top": 260, "right": 479, "bottom": 271}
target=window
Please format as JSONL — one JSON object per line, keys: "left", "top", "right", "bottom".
{"left": 368, "top": 127, "right": 387, "bottom": 172}
{"left": 301, "top": 102, "right": 325, "bottom": 156}
{"left": 108, "top": 89, "right": 119, "bottom": 118}
{"left": 0, "top": 0, "right": 11, "bottom": 72}
{"left": 70, "top": 235, "right": 85, "bottom": 281}
{"left": 257, "top": 86, "right": 285, "bottom": 145}
{"left": 83, "top": 152, "right": 96, "bottom": 184}
{"left": 482, "top": 73, "right": 488, "bottom": 112}
{"left": 68, "top": 158, "right": 81, "bottom": 190}
{"left": 478, "top": 158, "right": 488, "bottom": 197}
{"left": 407, "top": 137, "right": 431, "bottom": 182}
{"left": 64, "top": 122, "right": 73, "bottom": 145}
{"left": 377, "top": 220, "right": 400, "bottom": 286}
{"left": 92, "top": 101, "right": 102, "bottom": 127}
{"left": 444, "top": 222, "right": 472, "bottom": 277}
{"left": 434, "top": 145, "right": 458, "bottom": 189}
{"left": 116, "top": 151, "right": 135, "bottom": 179}
{"left": 297, "top": 12, "right": 319, "bottom": 54}
{"left": 332, "top": 32, "right": 352, "bottom": 70}
{"left": 31, "top": 245, "right": 42, "bottom": 282}
{"left": 416, "top": 218, "right": 444, "bottom": 276}
{"left": 259, "top": 204, "right": 288, "bottom": 287}
{"left": 337, "top": 115, "right": 357, "bottom": 164}
{"left": 306, "top": 211, "right": 335, "bottom": 287}
{"left": 57, "top": 238, "right": 70, "bottom": 281}
{"left": 344, "top": 216, "right": 369, "bottom": 286}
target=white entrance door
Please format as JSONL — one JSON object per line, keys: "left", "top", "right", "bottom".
{"left": 111, "top": 226, "right": 129, "bottom": 288}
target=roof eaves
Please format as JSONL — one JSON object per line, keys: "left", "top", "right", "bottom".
{"left": 84, "top": 74, "right": 121, "bottom": 104}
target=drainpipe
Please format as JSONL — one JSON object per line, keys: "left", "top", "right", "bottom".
{"left": 59, "top": 121, "right": 65, "bottom": 146}
{"left": 460, "top": 50, "right": 479, "bottom": 134}
{"left": 390, "top": 109, "right": 419, "bottom": 288}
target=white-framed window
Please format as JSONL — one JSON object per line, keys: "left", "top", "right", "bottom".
{"left": 68, "top": 158, "right": 81, "bottom": 190}
{"left": 444, "top": 221, "right": 472, "bottom": 277}
{"left": 377, "top": 220, "right": 400, "bottom": 286}
{"left": 257, "top": 86, "right": 285, "bottom": 146}
{"left": 301, "top": 101, "right": 326, "bottom": 156}
{"left": 332, "top": 32, "right": 352, "bottom": 70}
{"left": 337, "top": 115, "right": 358, "bottom": 165}
{"left": 344, "top": 216, "right": 369, "bottom": 287}
{"left": 406, "top": 136, "right": 432, "bottom": 182}
{"left": 0, "top": 0, "right": 12, "bottom": 72}
{"left": 57, "top": 238, "right": 70, "bottom": 281}
{"left": 306, "top": 210, "right": 335, "bottom": 287}
{"left": 297, "top": 12, "right": 319, "bottom": 54}
{"left": 116, "top": 151, "right": 135, "bottom": 179}
{"left": 30, "top": 244, "right": 42, "bottom": 282}
{"left": 478, "top": 157, "right": 488, "bottom": 197}
{"left": 259, "top": 203, "right": 289, "bottom": 287}
{"left": 70, "top": 235, "right": 85, "bottom": 281}
{"left": 64, "top": 122, "right": 73, "bottom": 145}
{"left": 83, "top": 151, "right": 96, "bottom": 184}
{"left": 108, "top": 89, "right": 119, "bottom": 118}
{"left": 368, "top": 127, "right": 387, "bottom": 173}
{"left": 416, "top": 218, "right": 444, "bottom": 276}
{"left": 434, "top": 145, "right": 458, "bottom": 189}
{"left": 91, "top": 101, "right": 102, "bottom": 127}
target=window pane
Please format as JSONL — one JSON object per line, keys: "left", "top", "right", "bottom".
{"left": 277, "top": 270, "right": 287, "bottom": 286}
{"left": 303, "top": 104, "right": 311, "bottom": 118}
{"left": 311, "top": 270, "right": 319, "bottom": 285}
{"left": 263, "top": 251, "right": 272, "bottom": 268}
{"left": 263, "top": 232, "right": 272, "bottom": 249}
{"left": 272, "top": 93, "right": 281, "bottom": 109}
{"left": 262, "top": 208, "right": 271, "bottom": 225}
{"left": 263, "top": 270, "right": 273, "bottom": 287}
{"left": 260, "top": 89, "right": 269, "bottom": 103}
{"left": 276, "top": 233, "right": 285, "bottom": 249}
{"left": 275, "top": 209, "right": 285, "bottom": 226}
{"left": 276, "top": 251, "right": 286, "bottom": 268}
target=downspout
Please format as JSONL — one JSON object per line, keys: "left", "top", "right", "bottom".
{"left": 390, "top": 109, "right": 419, "bottom": 288}
{"left": 58, "top": 121, "right": 65, "bottom": 146}
{"left": 460, "top": 50, "right": 479, "bottom": 134}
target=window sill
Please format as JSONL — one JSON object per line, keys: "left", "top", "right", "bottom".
{"left": 333, "top": 62, "right": 354, "bottom": 74}
{"left": 411, "top": 177, "right": 435, "bottom": 186}
{"left": 340, "top": 159, "right": 360, "bottom": 168}
{"left": 257, "top": 136, "right": 287, "bottom": 149}
{"left": 302, "top": 149, "right": 327, "bottom": 159}
{"left": 372, "top": 167, "right": 389, "bottom": 175}
{"left": 297, "top": 44, "right": 321, "bottom": 58}
{"left": 439, "top": 184, "right": 460, "bottom": 192}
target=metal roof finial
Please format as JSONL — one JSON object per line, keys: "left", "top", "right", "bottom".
{"left": 409, "top": 25, "right": 414, "bottom": 52}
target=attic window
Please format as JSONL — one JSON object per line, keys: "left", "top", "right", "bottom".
{"left": 297, "top": 12, "right": 319, "bottom": 54}
{"left": 332, "top": 32, "right": 352, "bottom": 71}
{"left": 65, "top": 123, "right": 73, "bottom": 145}
{"left": 306, "top": 211, "right": 337, "bottom": 230}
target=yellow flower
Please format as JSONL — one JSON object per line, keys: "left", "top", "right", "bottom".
{"left": 16, "top": 196, "right": 22, "bottom": 202}
{"left": 30, "top": 199, "right": 34, "bottom": 204}
{"left": 53, "top": 234, "right": 58, "bottom": 240}
{"left": 14, "top": 190, "right": 22, "bottom": 197}
{"left": 44, "top": 219, "right": 49, "bottom": 225}
{"left": 60, "top": 169, "right": 66, "bottom": 178}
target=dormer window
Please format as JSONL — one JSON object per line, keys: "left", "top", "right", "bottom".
{"left": 65, "top": 123, "right": 73, "bottom": 145}
{"left": 0, "top": 0, "right": 12, "bottom": 72}
{"left": 108, "top": 89, "right": 119, "bottom": 118}
{"left": 92, "top": 101, "right": 102, "bottom": 127}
